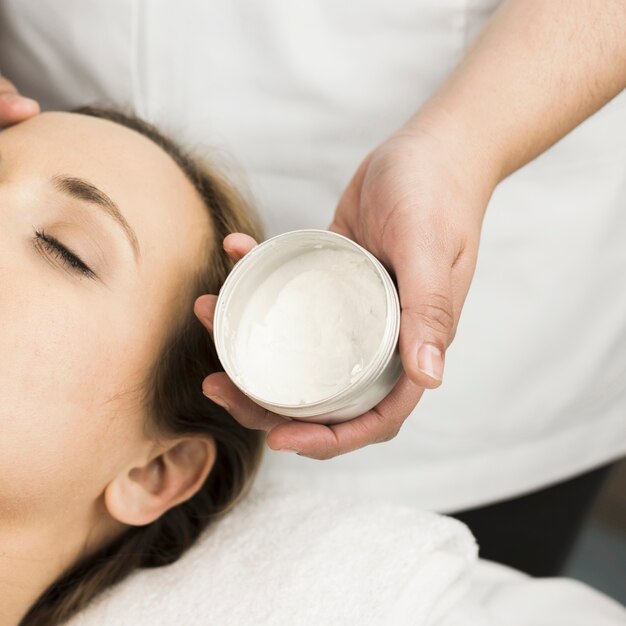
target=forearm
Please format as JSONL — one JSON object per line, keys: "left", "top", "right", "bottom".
{"left": 406, "top": 0, "right": 626, "bottom": 188}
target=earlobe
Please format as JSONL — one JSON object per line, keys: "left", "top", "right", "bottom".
{"left": 104, "top": 436, "right": 217, "bottom": 527}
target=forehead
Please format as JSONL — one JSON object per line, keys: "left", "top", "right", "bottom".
{"left": 0, "top": 111, "right": 210, "bottom": 273}
{"left": 0, "top": 111, "right": 201, "bottom": 218}
{"left": 1, "top": 111, "right": 184, "bottom": 183}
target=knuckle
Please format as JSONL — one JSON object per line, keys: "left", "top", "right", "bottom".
{"left": 305, "top": 430, "right": 340, "bottom": 461}
{"left": 370, "top": 409, "right": 400, "bottom": 444}
{"left": 311, "top": 441, "right": 336, "bottom": 461}
{"left": 376, "top": 422, "right": 402, "bottom": 444}
{"left": 237, "top": 412, "right": 261, "bottom": 430}
{"left": 449, "top": 323, "right": 458, "bottom": 344}
{"left": 413, "top": 292, "right": 455, "bottom": 336}
{"left": 353, "top": 416, "right": 377, "bottom": 441}
{"left": 317, "top": 449, "right": 335, "bottom": 461}
{"left": 375, "top": 430, "right": 395, "bottom": 444}
{"left": 240, "top": 407, "right": 272, "bottom": 429}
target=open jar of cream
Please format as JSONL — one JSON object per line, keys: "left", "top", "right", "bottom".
{"left": 213, "top": 229, "right": 403, "bottom": 424}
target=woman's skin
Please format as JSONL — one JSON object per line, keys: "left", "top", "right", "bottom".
{"left": 0, "top": 112, "right": 217, "bottom": 626}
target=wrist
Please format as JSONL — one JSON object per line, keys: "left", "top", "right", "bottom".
{"left": 400, "top": 99, "right": 505, "bottom": 203}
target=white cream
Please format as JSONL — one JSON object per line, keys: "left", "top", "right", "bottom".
{"left": 233, "top": 247, "right": 387, "bottom": 405}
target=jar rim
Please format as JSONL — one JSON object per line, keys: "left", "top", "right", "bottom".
{"left": 213, "top": 229, "right": 401, "bottom": 414}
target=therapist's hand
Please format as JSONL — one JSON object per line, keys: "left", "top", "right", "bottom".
{"left": 195, "top": 121, "right": 497, "bottom": 459}
{"left": 195, "top": 0, "right": 626, "bottom": 459}
{"left": 0, "top": 75, "right": 40, "bottom": 126}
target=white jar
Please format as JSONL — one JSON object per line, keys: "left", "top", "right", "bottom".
{"left": 213, "top": 229, "right": 403, "bottom": 424}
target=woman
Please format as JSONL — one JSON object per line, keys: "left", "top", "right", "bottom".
{"left": 1, "top": 106, "right": 265, "bottom": 625}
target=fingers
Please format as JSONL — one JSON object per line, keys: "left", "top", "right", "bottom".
{"left": 202, "top": 372, "right": 290, "bottom": 431}
{"left": 223, "top": 232, "right": 258, "bottom": 261}
{"left": 195, "top": 228, "right": 427, "bottom": 459}
{"left": 195, "top": 297, "right": 290, "bottom": 432}
{"left": 0, "top": 75, "right": 40, "bottom": 126}
{"left": 193, "top": 231, "right": 259, "bottom": 330}
{"left": 200, "top": 361, "right": 422, "bottom": 458}
{"left": 196, "top": 288, "right": 425, "bottom": 458}
{"left": 194, "top": 233, "right": 262, "bottom": 433}
{"left": 386, "top": 216, "right": 458, "bottom": 390}
{"left": 194, "top": 294, "right": 217, "bottom": 337}
{"left": 265, "top": 374, "right": 424, "bottom": 459}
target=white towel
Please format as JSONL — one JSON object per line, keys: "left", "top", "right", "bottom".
{"left": 66, "top": 482, "right": 626, "bottom": 626}
{"left": 66, "top": 482, "right": 477, "bottom": 626}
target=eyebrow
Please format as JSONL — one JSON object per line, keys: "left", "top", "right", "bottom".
{"left": 52, "top": 175, "right": 141, "bottom": 263}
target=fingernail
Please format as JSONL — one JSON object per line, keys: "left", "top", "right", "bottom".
{"left": 203, "top": 391, "right": 229, "bottom": 412}
{"left": 417, "top": 342, "right": 444, "bottom": 382}
{"left": 272, "top": 443, "right": 300, "bottom": 453}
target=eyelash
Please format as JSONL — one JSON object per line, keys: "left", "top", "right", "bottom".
{"left": 34, "top": 229, "right": 96, "bottom": 279}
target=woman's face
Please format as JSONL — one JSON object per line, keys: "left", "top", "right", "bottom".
{"left": 0, "top": 112, "right": 211, "bottom": 526}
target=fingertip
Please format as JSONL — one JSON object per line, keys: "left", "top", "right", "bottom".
{"left": 15, "top": 96, "right": 40, "bottom": 116}
{"left": 417, "top": 342, "right": 444, "bottom": 382}
{"left": 405, "top": 362, "right": 443, "bottom": 389}
{"left": 416, "top": 373, "right": 443, "bottom": 389}
{"left": 0, "top": 93, "right": 40, "bottom": 121}
{"left": 266, "top": 440, "right": 301, "bottom": 454}
{"left": 223, "top": 232, "right": 258, "bottom": 260}
{"left": 267, "top": 422, "right": 340, "bottom": 460}
{"left": 202, "top": 371, "right": 227, "bottom": 397}
{"left": 222, "top": 232, "right": 240, "bottom": 248}
{"left": 400, "top": 341, "right": 444, "bottom": 389}
{"left": 194, "top": 293, "right": 216, "bottom": 311}
{"left": 265, "top": 424, "right": 305, "bottom": 454}
{"left": 194, "top": 294, "right": 216, "bottom": 324}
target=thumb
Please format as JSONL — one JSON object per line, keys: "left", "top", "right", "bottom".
{"left": 394, "top": 240, "right": 457, "bottom": 389}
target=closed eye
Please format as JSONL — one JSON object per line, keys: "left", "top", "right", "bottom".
{"left": 34, "top": 229, "right": 97, "bottom": 280}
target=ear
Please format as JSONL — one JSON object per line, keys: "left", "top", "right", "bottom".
{"left": 104, "top": 436, "right": 217, "bottom": 526}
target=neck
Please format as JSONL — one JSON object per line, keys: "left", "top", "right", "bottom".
{"left": 0, "top": 498, "right": 122, "bottom": 626}
{"left": 0, "top": 518, "right": 76, "bottom": 626}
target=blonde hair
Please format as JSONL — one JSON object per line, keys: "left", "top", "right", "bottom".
{"left": 19, "top": 107, "right": 267, "bottom": 625}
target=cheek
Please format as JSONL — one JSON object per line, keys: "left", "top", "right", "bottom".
{"left": 0, "top": 284, "right": 149, "bottom": 519}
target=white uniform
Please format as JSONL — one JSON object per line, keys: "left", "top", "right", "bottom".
{"left": 2, "top": 0, "right": 624, "bottom": 512}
